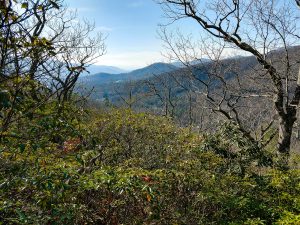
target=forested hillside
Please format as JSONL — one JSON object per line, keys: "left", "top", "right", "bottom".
{"left": 83, "top": 48, "right": 300, "bottom": 150}
{"left": 1, "top": 0, "right": 300, "bottom": 224}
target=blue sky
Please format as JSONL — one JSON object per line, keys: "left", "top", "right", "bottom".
{"left": 65, "top": 0, "right": 171, "bottom": 69}
{"left": 64, "top": 0, "right": 296, "bottom": 70}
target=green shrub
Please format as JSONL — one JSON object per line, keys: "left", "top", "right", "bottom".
{"left": 1, "top": 108, "right": 299, "bottom": 224}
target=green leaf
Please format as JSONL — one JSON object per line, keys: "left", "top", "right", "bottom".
{"left": 75, "top": 154, "right": 84, "bottom": 165}
{"left": 19, "top": 143, "right": 26, "bottom": 153}
{"left": 16, "top": 209, "right": 27, "bottom": 223}
{"left": 21, "top": 3, "right": 28, "bottom": 9}
{"left": 0, "top": 90, "right": 11, "bottom": 109}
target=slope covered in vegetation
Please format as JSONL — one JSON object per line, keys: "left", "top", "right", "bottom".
{"left": 1, "top": 0, "right": 300, "bottom": 224}
{"left": 1, "top": 107, "right": 299, "bottom": 224}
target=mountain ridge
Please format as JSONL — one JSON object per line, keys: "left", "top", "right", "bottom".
{"left": 83, "top": 65, "right": 129, "bottom": 75}
{"left": 80, "top": 62, "right": 178, "bottom": 85}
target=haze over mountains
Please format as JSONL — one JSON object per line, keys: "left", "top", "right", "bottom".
{"left": 80, "top": 62, "right": 178, "bottom": 85}
{"left": 77, "top": 56, "right": 249, "bottom": 104}
{"left": 84, "top": 64, "right": 128, "bottom": 75}
{"left": 77, "top": 46, "right": 300, "bottom": 109}
{"left": 80, "top": 59, "right": 213, "bottom": 86}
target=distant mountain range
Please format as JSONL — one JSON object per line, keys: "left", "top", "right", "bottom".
{"left": 76, "top": 46, "right": 300, "bottom": 108}
{"left": 171, "top": 59, "right": 211, "bottom": 68}
{"left": 80, "top": 62, "right": 178, "bottom": 85}
{"left": 83, "top": 65, "right": 129, "bottom": 75}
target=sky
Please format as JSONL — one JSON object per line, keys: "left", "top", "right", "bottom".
{"left": 65, "top": 0, "right": 173, "bottom": 70}
{"left": 64, "top": 0, "right": 294, "bottom": 70}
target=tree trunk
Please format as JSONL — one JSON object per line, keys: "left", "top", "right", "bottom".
{"left": 277, "top": 108, "right": 297, "bottom": 168}
{"left": 278, "top": 67, "right": 300, "bottom": 151}
{"left": 278, "top": 117, "right": 294, "bottom": 154}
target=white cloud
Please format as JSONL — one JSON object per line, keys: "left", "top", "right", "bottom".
{"left": 95, "top": 51, "right": 165, "bottom": 70}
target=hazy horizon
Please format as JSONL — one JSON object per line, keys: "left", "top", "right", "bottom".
{"left": 64, "top": 0, "right": 203, "bottom": 70}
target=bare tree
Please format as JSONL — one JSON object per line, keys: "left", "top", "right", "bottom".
{"left": 44, "top": 15, "right": 106, "bottom": 104}
{"left": 0, "top": 0, "right": 105, "bottom": 132}
{"left": 145, "top": 72, "right": 179, "bottom": 117}
{"left": 114, "top": 80, "right": 150, "bottom": 110}
{"left": 158, "top": 0, "right": 300, "bottom": 162}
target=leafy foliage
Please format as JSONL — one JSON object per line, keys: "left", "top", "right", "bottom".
{"left": 0, "top": 1, "right": 299, "bottom": 224}
{"left": 1, "top": 108, "right": 299, "bottom": 224}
